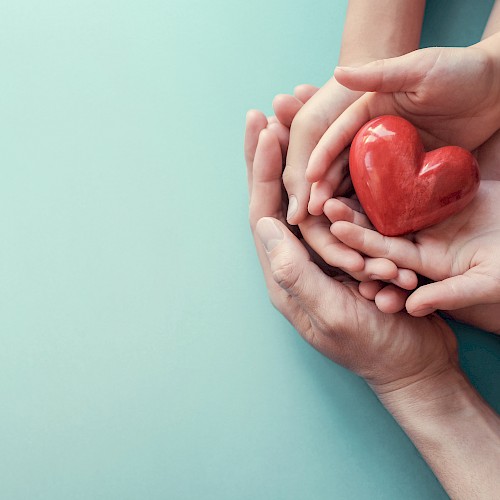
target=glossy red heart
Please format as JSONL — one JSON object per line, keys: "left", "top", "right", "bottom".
{"left": 349, "top": 115, "right": 480, "bottom": 236}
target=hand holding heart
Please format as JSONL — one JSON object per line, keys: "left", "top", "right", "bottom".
{"left": 306, "top": 40, "right": 500, "bottom": 211}
{"left": 328, "top": 180, "right": 500, "bottom": 330}
{"left": 348, "top": 115, "right": 480, "bottom": 236}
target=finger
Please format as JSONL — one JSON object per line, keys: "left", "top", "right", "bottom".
{"left": 306, "top": 89, "right": 398, "bottom": 184}
{"left": 305, "top": 96, "right": 373, "bottom": 183}
{"left": 308, "top": 148, "right": 350, "bottom": 215}
{"left": 245, "top": 109, "right": 269, "bottom": 195}
{"left": 334, "top": 48, "right": 438, "bottom": 93}
{"left": 294, "top": 84, "right": 319, "bottom": 103}
{"left": 267, "top": 121, "right": 290, "bottom": 160}
{"left": 273, "top": 94, "right": 304, "bottom": 128}
{"left": 374, "top": 285, "right": 409, "bottom": 314}
{"left": 405, "top": 270, "right": 500, "bottom": 316}
{"left": 283, "top": 114, "right": 320, "bottom": 225}
{"left": 256, "top": 217, "right": 350, "bottom": 320}
{"left": 250, "top": 131, "right": 298, "bottom": 317}
{"left": 358, "top": 265, "right": 417, "bottom": 293}
{"left": 390, "top": 268, "right": 418, "bottom": 291}
{"left": 358, "top": 280, "right": 383, "bottom": 301}
{"left": 330, "top": 221, "right": 424, "bottom": 274}
{"left": 362, "top": 258, "right": 398, "bottom": 281}
{"left": 299, "top": 214, "right": 365, "bottom": 272}
{"left": 324, "top": 198, "right": 372, "bottom": 228}
{"left": 249, "top": 129, "right": 284, "bottom": 229}
{"left": 284, "top": 80, "right": 363, "bottom": 224}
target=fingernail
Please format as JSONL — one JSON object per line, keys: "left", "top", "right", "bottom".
{"left": 369, "top": 275, "right": 383, "bottom": 281}
{"left": 287, "top": 195, "right": 298, "bottom": 221}
{"left": 257, "top": 218, "right": 284, "bottom": 252}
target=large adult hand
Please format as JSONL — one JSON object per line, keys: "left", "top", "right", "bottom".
{"left": 306, "top": 40, "right": 500, "bottom": 208}
{"left": 245, "top": 107, "right": 457, "bottom": 389}
{"left": 245, "top": 111, "right": 500, "bottom": 500}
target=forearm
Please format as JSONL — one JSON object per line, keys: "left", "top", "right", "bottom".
{"left": 483, "top": 0, "right": 500, "bottom": 39}
{"left": 373, "top": 368, "right": 500, "bottom": 500}
{"left": 473, "top": 32, "right": 500, "bottom": 127}
{"left": 339, "top": 0, "right": 426, "bottom": 66}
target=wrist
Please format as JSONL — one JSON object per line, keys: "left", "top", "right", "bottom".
{"left": 372, "top": 366, "right": 500, "bottom": 499}
{"left": 473, "top": 33, "right": 500, "bottom": 123}
{"left": 371, "top": 365, "right": 476, "bottom": 423}
{"left": 339, "top": 0, "right": 425, "bottom": 67}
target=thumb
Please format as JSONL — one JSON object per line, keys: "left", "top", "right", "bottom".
{"left": 406, "top": 270, "right": 500, "bottom": 317}
{"left": 256, "top": 217, "right": 344, "bottom": 315}
{"left": 334, "top": 48, "right": 438, "bottom": 93}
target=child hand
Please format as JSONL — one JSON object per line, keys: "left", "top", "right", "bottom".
{"left": 275, "top": 76, "right": 364, "bottom": 226}
{"left": 306, "top": 41, "right": 500, "bottom": 210}
{"left": 247, "top": 95, "right": 418, "bottom": 288}
{"left": 328, "top": 181, "right": 500, "bottom": 328}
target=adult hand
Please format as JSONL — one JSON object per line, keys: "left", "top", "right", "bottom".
{"left": 245, "top": 107, "right": 456, "bottom": 388}
{"left": 245, "top": 107, "right": 500, "bottom": 500}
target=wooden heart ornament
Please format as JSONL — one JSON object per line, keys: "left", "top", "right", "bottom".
{"left": 349, "top": 115, "right": 480, "bottom": 236}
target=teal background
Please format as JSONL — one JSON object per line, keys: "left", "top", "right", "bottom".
{"left": 0, "top": 0, "right": 498, "bottom": 498}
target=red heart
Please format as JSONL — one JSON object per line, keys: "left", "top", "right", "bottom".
{"left": 349, "top": 115, "right": 480, "bottom": 236}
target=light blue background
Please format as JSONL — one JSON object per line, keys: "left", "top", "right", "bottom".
{"left": 0, "top": 1, "right": 498, "bottom": 498}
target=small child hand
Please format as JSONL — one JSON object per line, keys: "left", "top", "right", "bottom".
{"left": 329, "top": 181, "right": 500, "bottom": 325}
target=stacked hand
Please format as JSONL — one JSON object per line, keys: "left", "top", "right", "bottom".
{"left": 245, "top": 15, "right": 500, "bottom": 500}
{"left": 306, "top": 41, "right": 500, "bottom": 211}
{"left": 245, "top": 108, "right": 458, "bottom": 391}
{"left": 327, "top": 181, "right": 500, "bottom": 334}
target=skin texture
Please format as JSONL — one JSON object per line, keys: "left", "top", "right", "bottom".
{"left": 244, "top": 110, "right": 500, "bottom": 499}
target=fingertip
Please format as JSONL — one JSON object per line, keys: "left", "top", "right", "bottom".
{"left": 272, "top": 93, "right": 288, "bottom": 111}
{"left": 330, "top": 220, "right": 352, "bottom": 239}
{"left": 308, "top": 181, "right": 332, "bottom": 216}
{"left": 374, "top": 285, "right": 408, "bottom": 314}
{"left": 407, "top": 306, "right": 436, "bottom": 317}
{"left": 305, "top": 159, "right": 322, "bottom": 183}
{"left": 246, "top": 109, "right": 266, "bottom": 124}
{"left": 405, "top": 292, "right": 436, "bottom": 316}
{"left": 293, "top": 84, "right": 319, "bottom": 102}
{"left": 359, "top": 280, "right": 383, "bottom": 300}
{"left": 394, "top": 269, "right": 419, "bottom": 291}
{"left": 307, "top": 200, "right": 324, "bottom": 217}
{"left": 257, "top": 127, "right": 270, "bottom": 144}
{"left": 272, "top": 93, "right": 287, "bottom": 103}
{"left": 286, "top": 195, "right": 310, "bottom": 226}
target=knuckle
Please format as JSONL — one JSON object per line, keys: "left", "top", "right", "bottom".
{"left": 271, "top": 253, "right": 301, "bottom": 293}
{"left": 281, "top": 166, "right": 296, "bottom": 190}
{"left": 291, "top": 109, "right": 327, "bottom": 135}
{"left": 382, "top": 235, "right": 393, "bottom": 257}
